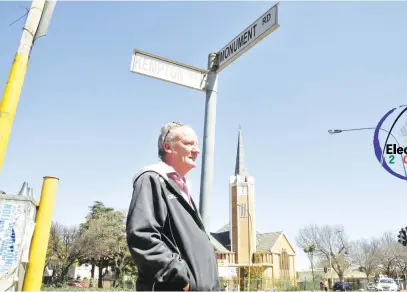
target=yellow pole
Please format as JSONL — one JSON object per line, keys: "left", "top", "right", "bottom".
{"left": 23, "top": 176, "right": 59, "bottom": 291}
{"left": 326, "top": 273, "right": 330, "bottom": 291}
{"left": 248, "top": 267, "right": 251, "bottom": 292}
{"left": 238, "top": 266, "right": 240, "bottom": 292}
{"left": 247, "top": 208, "right": 251, "bottom": 292}
{"left": 0, "top": 0, "right": 46, "bottom": 172}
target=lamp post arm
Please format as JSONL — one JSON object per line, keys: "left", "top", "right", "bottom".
{"left": 339, "top": 127, "right": 377, "bottom": 132}
{"left": 339, "top": 127, "right": 400, "bottom": 146}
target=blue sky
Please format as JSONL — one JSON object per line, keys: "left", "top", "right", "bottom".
{"left": 1, "top": 1, "right": 407, "bottom": 270}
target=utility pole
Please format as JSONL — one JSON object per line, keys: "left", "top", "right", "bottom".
{"left": 329, "top": 253, "right": 333, "bottom": 289}
{"left": 23, "top": 176, "right": 59, "bottom": 291}
{"left": 0, "top": 0, "right": 56, "bottom": 173}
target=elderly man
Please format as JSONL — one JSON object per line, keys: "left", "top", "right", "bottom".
{"left": 126, "top": 121, "right": 220, "bottom": 291}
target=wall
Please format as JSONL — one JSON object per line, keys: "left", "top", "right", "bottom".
{"left": 270, "top": 234, "right": 297, "bottom": 286}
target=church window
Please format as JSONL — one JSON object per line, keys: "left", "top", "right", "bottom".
{"left": 241, "top": 186, "right": 248, "bottom": 196}
{"left": 239, "top": 202, "right": 248, "bottom": 218}
{"left": 280, "top": 248, "right": 290, "bottom": 278}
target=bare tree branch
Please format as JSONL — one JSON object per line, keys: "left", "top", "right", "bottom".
{"left": 297, "top": 224, "right": 351, "bottom": 281}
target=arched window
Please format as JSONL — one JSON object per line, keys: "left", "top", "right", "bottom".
{"left": 280, "top": 248, "right": 290, "bottom": 278}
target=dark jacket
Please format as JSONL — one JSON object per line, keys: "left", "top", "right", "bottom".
{"left": 126, "top": 163, "right": 220, "bottom": 291}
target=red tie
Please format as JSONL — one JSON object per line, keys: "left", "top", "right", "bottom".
{"left": 168, "top": 173, "right": 193, "bottom": 207}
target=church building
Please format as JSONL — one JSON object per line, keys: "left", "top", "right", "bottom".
{"left": 209, "top": 128, "right": 297, "bottom": 290}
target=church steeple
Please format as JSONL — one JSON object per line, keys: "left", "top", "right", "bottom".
{"left": 229, "top": 125, "right": 256, "bottom": 265}
{"left": 235, "top": 126, "right": 248, "bottom": 177}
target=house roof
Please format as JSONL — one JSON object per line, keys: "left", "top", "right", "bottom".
{"left": 210, "top": 223, "right": 284, "bottom": 253}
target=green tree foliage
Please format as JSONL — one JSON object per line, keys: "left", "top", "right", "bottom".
{"left": 45, "top": 201, "right": 136, "bottom": 288}
{"left": 84, "top": 208, "right": 133, "bottom": 288}
{"left": 46, "top": 222, "right": 95, "bottom": 285}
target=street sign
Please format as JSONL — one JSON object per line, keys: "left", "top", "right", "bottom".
{"left": 130, "top": 49, "right": 208, "bottom": 92}
{"left": 215, "top": 2, "right": 280, "bottom": 72}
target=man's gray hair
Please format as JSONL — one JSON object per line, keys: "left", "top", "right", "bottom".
{"left": 157, "top": 121, "right": 191, "bottom": 159}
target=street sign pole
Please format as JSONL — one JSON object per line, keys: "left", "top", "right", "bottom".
{"left": 199, "top": 53, "right": 218, "bottom": 230}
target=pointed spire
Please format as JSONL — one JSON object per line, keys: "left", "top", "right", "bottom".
{"left": 235, "top": 126, "right": 248, "bottom": 177}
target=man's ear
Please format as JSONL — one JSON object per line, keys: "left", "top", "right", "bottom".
{"left": 163, "top": 142, "right": 172, "bottom": 154}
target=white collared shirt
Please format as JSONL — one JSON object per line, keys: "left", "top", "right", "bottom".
{"left": 156, "top": 161, "right": 194, "bottom": 209}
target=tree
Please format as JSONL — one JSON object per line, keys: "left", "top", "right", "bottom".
{"left": 376, "top": 232, "right": 399, "bottom": 277}
{"left": 93, "top": 210, "right": 129, "bottom": 288}
{"left": 393, "top": 242, "right": 407, "bottom": 282}
{"left": 304, "top": 243, "right": 317, "bottom": 291}
{"left": 46, "top": 222, "right": 94, "bottom": 284}
{"left": 45, "top": 202, "right": 135, "bottom": 288}
{"left": 348, "top": 238, "right": 380, "bottom": 281}
{"left": 82, "top": 204, "right": 132, "bottom": 288}
{"left": 80, "top": 201, "right": 114, "bottom": 231}
{"left": 79, "top": 201, "right": 115, "bottom": 287}
{"left": 297, "top": 224, "right": 351, "bottom": 281}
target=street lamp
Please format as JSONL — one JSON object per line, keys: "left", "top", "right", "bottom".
{"left": 237, "top": 203, "right": 253, "bottom": 292}
{"left": 328, "top": 129, "right": 343, "bottom": 134}
{"left": 328, "top": 127, "right": 407, "bottom": 177}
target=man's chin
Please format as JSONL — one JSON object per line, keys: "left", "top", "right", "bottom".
{"left": 186, "top": 161, "right": 196, "bottom": 168}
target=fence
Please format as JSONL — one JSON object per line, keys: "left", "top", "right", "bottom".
{"left": 220, "top": 275, "right": 370, "bottom": 291}
{"left": 219, "top": 276, "right": 297, "bottom": 291}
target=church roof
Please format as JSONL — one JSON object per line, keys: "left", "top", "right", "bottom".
{"left": 210, "top": 223, "right": 283, "bottom": 253}
{"left": 256, "top": 231, "right": 283, "bottom": 252}
{"left": 209, "top": 234, "right": 230, "bottom": 252}
{"left": 235, "top": 127, "right": 249, "bottom": 177}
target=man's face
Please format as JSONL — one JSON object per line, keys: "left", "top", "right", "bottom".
{"left": 165, "top": 126, "right": 200, "bottom": 173}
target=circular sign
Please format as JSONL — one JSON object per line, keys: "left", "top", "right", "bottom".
{"left": 373, "top": 105, "right": 407, "bottom": 180}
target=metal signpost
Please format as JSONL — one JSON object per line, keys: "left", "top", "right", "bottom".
{"left": 130, "top": 2, "right": 280, "bottom": 231}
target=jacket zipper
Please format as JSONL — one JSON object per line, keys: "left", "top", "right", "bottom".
{"left": 191, "top": 209, "right": 206, "bottom": 232}
{"left": 164, "top": 179, "right": 207, "bottom": 233}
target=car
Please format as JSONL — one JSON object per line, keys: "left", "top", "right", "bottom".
{"left": 367, "top": 282, "right": 376, "bottom": 291}
{"left": 333, "top": 282, "right": 353, "bottom": 291}
{"left": 375, "top": 278, "right": 398, "bottom": 291}
{"left": 67, "top": 280, "right": 84, "bottom": 288}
